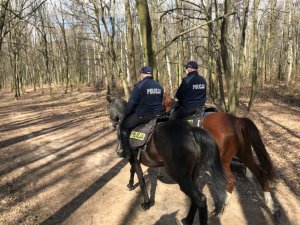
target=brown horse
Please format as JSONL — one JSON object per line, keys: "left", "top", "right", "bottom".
{"left": 163, "top": 96, "right": 281, "bottom": 221}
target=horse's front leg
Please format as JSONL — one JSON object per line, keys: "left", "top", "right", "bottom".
{"left": 134, "top": 160, "right": 153, "bottom": 210}
{"left": 127, "top": 158, "right": 135, "bottom": 190}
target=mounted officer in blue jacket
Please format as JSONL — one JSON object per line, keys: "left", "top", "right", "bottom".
{"left": 117, "top": 66, "right": 164, "bottom": 159}
{"left": 170, "top": 61, "right": 206, "bottom": 120}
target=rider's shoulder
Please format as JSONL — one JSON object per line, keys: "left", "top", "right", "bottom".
{"left": 135, "top": 79, "right": 146, "bottom": 89}
{"left": 182, "top": 75, "right": 190, "bottom": 82}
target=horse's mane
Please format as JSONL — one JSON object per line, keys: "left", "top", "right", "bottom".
{"left": 163, "top": 95, "right": 175, "bottom": 113}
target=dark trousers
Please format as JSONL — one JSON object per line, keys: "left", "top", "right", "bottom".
{"left": 169, "top": 106, "right": 198, "bottom": 120}
{"left": 120, "top": 113, "right": 152, "bottom": 150}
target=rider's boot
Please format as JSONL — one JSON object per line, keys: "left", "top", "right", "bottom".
{"left": 117, "top": 137, "right": 132, "bottom": 160}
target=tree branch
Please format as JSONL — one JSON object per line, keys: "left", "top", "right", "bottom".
{"left": 0, "top": 0, "right": 47, "bottom": 21}
{"left": 155, "top": 11, "right": 236, "bottom": 56}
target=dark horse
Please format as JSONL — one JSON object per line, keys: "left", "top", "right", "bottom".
{"left": 162, "top": 96, "right": 281, "bottom": 221}
{"left": 107, "top": 98, "right": 227, "bottom": 225}
{"left": 107, "top": 96, "right": 281, "bottom": 221}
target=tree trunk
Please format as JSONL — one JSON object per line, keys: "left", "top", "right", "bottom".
{"left": 286, "top": 0, "right": 293, "bottom": 84}
{"left": 0, "top": 0, "right": 10, "bottom": 52}
{"left": 206, "top": 0, "right": 218, "bottom": 103}
{"left": 216, "top": 55, "right": 227, "bottom": 111}
{"left": 99, "top": 0, "right": 130, "bottom": 99}
{"left": 125, "top": 0, "right": 137, "bottom": 86}
{"left": 220, "top": 0, "right": 236, "bottom": 114}
{"left": 39, "top": 6, "right": 51, "bottom": 93}
{"left": 136, "top": 0, "right": 157, "bottom": 78}
{"left": 166, "top": 53, "right": 174, "bottom": 96}
{"left": 248, "top": 0, "right": 259, "bottom": 111}
{"left": 236, "top": 0, "right": 249, "bottom": 105}
{"left": 175, "top": 0, "right": 186, "bottom": 86}
{"left": 85, "top": 40, "right": 90, "bottom": 85}
{"left": 13, "top": 52, "right": 21, "bottom": 99}
{"left": 61, "top": 20, "right": 70, "bottom": 94}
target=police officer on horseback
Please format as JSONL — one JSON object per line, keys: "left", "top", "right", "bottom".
{"left": 170, "top": 60, "right": 206, "bottom": 120}
{"left": 117, "top": 66, "right": 164, "bottom": 159}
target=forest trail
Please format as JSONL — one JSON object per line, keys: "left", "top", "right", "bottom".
{"left": 0, "top": 86, "right": 299, "bottom": 225}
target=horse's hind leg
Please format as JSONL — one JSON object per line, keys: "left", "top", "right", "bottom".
{"left": 237, "top": 151, "right": 268, "bottom": 190}
{"left": 179, "top": 178, "right": 208, "bottom": 225}
{"left": 181, "top": 202, "right": 197, "bottom": 225}
{"left": 236, "top": 151, "right": 280, "bottom": 220}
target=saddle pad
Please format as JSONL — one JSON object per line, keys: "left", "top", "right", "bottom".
{"left": 184, "top": 107, "right": 218, "bottom": 127}
{"left": 129, "top": 118, "right": 157, "bottom": 149}
{"left": 185, "top": 116, "right": 201, "bottom": 127}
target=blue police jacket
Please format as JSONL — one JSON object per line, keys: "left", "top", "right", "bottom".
{"left": 176, "top": 71, "right": 206, "bottom": 109}
{"left": 125, "top": 76, "right": 164, "bottom": 117}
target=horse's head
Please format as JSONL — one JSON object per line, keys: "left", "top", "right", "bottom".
{"left": 107, "top": 96, "right": 127, "bottom": 130}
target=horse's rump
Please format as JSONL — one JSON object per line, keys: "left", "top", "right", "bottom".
{"left": 152, "top": 121, "right": 226, "bottom": 215}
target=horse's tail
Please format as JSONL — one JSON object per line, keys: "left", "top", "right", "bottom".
{"left": 237, "top": 118, "right": 274, "bottom": 180}
{"left": 192, "top": 127, "right": 226, "bottom": 215}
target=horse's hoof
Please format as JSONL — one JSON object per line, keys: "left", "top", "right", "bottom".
{"left": 273, "top": 208, "right": 281, "bottom": 222}
{"left": 180, "top": 218, "right": 192, "bottom": 225}
{"left": 127, "top": 183, "right": 134, "bottom": 191}
{"left": 141, "top": 201, "right": 153, "bottom": 211}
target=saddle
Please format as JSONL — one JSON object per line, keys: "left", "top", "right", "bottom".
{"left": 184, "top": 106, "right": 218, "bottom": 127}
{"left": 129, "top": 114, "right": 168, "bottom": 149}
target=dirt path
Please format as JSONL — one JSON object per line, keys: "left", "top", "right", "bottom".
{"left": 0, "top": 86, "right": 299, "bottom": 225}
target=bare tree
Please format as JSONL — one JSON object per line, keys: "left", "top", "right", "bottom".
{"left": 235, "top": 0, "right": 250, "bottom": 105}
{"left": 0, "top": 0, "right": 10, "bottom": 52}
{"left": 220, "top": 0, "right": 236, "bottom": 114}
{"left": 125, "top": 0, "right": 137, "bottom": 86}
{"left": 248, "top": 0, "right": 260, "bottom": 111}
{"left": 0, "top": 0, "right": 298, "bottom": 108}
{"left": 136, "top": 0, "right": 156, "bottom": 78}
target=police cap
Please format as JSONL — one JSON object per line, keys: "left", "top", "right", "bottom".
{"left": 140, "top": 66, "right": 152, "bottom": 74}
{"left": 184, "top": 61, "right": 199, "bottom": 69}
